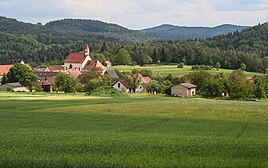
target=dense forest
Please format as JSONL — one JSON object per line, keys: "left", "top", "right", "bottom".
{"left": 0, "top": 16, "right": 267, "bottom": 72}
{"left": 142, "top": 24, "right": 247, "bottom": 40}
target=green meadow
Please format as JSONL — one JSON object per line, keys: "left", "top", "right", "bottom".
{"left": 109, "top": 65, "right": 260, "bottom": 77}
{"left": 0, "top": 92, "right": 268, "bottom": 167}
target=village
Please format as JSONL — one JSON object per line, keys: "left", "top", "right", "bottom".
{"left": 0, "top": 44, "right": 198, "bottom": 97}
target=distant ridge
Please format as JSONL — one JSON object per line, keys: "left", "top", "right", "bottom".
{"left": 142, "top": 24, "right": 248, "bottom": 40}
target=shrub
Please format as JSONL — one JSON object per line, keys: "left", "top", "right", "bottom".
{"left": 177, "top": 62, "right": 184, "bottom": 68}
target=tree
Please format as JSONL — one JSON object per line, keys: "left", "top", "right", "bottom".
{"left": 101, "top": 42, "right": 108, "bottom": 52}
{"left": 125, "top": 74, "right": 141, "bottom": 93}
{"left": 113, "top": 48, "right": 132, "bottom": 65}
{"left": 55, "top": 72, "right": 78, "bottom": 93}
{"left": 80, "top": 68, "right": 110, "bottom": 93}
{"left": 240, "top": 63, "right": 247, "bottom": 71}
{"left": 145, "top": 80, "right": 161, "bottom": 94}
{"left": 254, "top": 79, "right": 266, "bottom": 100}
{"left": 228, "top": 70, "right": 253, "bottom": 100}
{"left": 177, "top": 62, "right": 184, "bottom": 68}
{"left": 1, "top": 73, "right": 7, "bottom": 85}
{"left": 7, "top": 64, "right": 37, "bottom": 91}
{"left": 215, "top": 62, "right": 221, "bottom": 71}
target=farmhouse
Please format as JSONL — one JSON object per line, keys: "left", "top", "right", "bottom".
{"left": 113, "top": 74, "right": 151, "bottom": 93}
{"left": 171, "top": 83, "right": 197, "bottom": 97}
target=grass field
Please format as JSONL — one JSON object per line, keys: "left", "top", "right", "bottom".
{"left": 0, "top": 92, "right": 268, "bottom": 167}
{"left": 108, "top": 65, "right": 261, "bottom": 77}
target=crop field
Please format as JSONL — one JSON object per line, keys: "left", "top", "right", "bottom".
{"left": 109, "top": 65, "right": 260, "bottom": 77}
{"left": 0, "top": 92, "right": 268, "bottom": 167}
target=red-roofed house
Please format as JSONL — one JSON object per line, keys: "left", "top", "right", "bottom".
{"left": 44, "top": 65, "right": 64, "bottom": 72}
{"left": 64, "top": 44, "right": 92, "bottom": 71}
{"left": 0, "top": 65, "right": 13, "bottom": 79}
{"left": 67, "top": 69, "right": 81, "bottom": 79}
{"left": 83, "top": 60, "right": 106, "bottom": 71}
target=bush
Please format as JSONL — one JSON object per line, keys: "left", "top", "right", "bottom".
{"left": 192, "top": 65, "right": 213, "bottom": 71}
{"left": 88, "top": 86, "right": 129, "bottom": 98}
{"left": 177, "top": 62, "right": 184, "bottom": 68}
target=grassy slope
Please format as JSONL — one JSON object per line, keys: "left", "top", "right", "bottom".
{"left": 0, "top": 92, "right": 268, "bottom": 167}
{"left": 108, "top": 65, "right": 260, "bottom": 77}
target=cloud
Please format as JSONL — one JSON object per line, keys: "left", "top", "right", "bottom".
{"left": 0, "top": 0, "right": 267, "bottom": 29}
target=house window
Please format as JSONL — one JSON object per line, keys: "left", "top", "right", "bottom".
{"left": 118, "top": 83, "right": 121, "bottom": 88}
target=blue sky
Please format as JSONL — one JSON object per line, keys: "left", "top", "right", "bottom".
{"left": 0, "top": 0, "right": 267, "bottom": 29}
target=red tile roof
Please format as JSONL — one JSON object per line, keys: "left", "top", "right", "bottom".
{"left": 83, "top": 60, "right": 106, "bottom": 70}
{"left": 65, "top": 52, "right": 86, "bottom": 64}
{"left": 47, "top": 65, "right": 64, "bottom": 71}
{"left": 0, "top": 65, "right": 13, "bottom": 76}
{"left": 67, "top": 69, "right": 81, "bottom": 79}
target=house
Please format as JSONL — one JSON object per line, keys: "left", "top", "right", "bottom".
{"left": 44, "top": 65, "right": 64, "bottom": 72}
{"left": 0, "top": 65, "right": 13, "bottom": 79}
{"left": 0, "top": 60, "right": 31, "bottom": 79}
{"left": 103, "top": 70, "right": 120, "bottom": 83}
{"left": 36, "top": 77, "right": 55, "bottom": 92}
{"left": 83, "top": 60, "right": 106, "bottom": 71}
{"left": 67, "top": 69, "right": 81, "bottom": 79}
{"left": 113, "top": 74, "right": 152, "bottom": 93}
{"left": 33, "top": 68, "right": 45, "bottom": 72}
{"left": 64, "top": 44, "right": 92, "bottom": 71}
{"left": 105, "top": 61, "right": 112, "bottom": 67}
{"left": 171, "top": 83, "right": 197, "bottom": 97}
{"left": 0, "top": 83, "right": 29, "bottom": 92}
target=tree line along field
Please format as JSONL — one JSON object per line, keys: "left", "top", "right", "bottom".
{"left": 108, "top": 65, "right": 261, "bottom": 77}
{"left": 0, "top": 92, "right": 268, "bottom": 167}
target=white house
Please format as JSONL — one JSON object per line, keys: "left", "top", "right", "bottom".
{"left": 113, "top": 74, "right": 151, "bottom": 93}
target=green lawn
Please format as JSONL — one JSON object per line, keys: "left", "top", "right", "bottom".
{"left": 0, "top": 92, "right": 268, "bottom": 167}
{"left": 109, "top": 65, "right": 261, "bottom": 77}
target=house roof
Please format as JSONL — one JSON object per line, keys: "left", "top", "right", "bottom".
{"left": 35, "top": 72, "right": 58, "bottom": 78}
{"left": 104, "top": 70, "right": 119, "bottom": 79}
{"left": 141, "top": 77, "right": 151, "bottom": 84}
{"left": 83, "top": 60, "right": 106, "bottom": 70}
{"left": 117, "top": 79, "right": 129, "bottom": 89}
{"left": 105, "top": 61, "right": 112, "bottom": 64}
{"left": 67, "top": 69, "right": 81, "bottom": 78}
{"left": 47, "top": 65, "right": 64, "bottom": 71}
{"left": 37, "top": 77, "right": 55, "bottom": 86}
{"left": 33, "top": 68, "right": 45, "bottom": 72}
{"left": 6, "top": 82, "right": 22, "bottom": 87}
{"left": 179, "top": 83, "right": 197, "bottom": 89}
{"left": 0, "top": 65, "right": 13, "bottom": 76}
{"left": 65, "top": 52, "right": 86, "bottom": 64}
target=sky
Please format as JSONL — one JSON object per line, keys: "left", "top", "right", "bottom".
{"left": 0, "top": 0, "right": 268, "bottom": 29}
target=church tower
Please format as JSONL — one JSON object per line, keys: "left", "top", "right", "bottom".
{"left": 84, "top": 44, "right": 90, "bottom": 57}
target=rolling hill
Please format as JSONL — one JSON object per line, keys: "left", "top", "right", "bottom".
{"left": 142, "top": 24, "right": 247, "bottom": 40}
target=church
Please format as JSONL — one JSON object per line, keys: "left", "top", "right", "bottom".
{"left": 64, "top": 45, "right": 92, "bottom": 71}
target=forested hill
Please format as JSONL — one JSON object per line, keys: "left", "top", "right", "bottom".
{"left": 0, "top": 16, "right": 157, "bottom": 45}
{"left": 201, "top": 23, "right": 268, "bottom": 56}
{"left": 142, "top": 24, "right": 247, "bottom": 40}
{"left": 45, "top": 19, "right": 133, "bottom": 33}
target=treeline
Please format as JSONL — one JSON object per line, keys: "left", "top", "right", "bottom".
{"left": 200, "top": 23, "right": 268, "bottom": 56}
{"left": 1, "top": 34, "right": 268, "bottom": 72}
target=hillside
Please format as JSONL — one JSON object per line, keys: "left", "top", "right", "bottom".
{"left": 0, "top": 16, "right": 157, "bottom": 45}
{"left": 202, "top": 22, "right": 268, "bottom": 56}
{"left": 142, "top": 24, "right": 247, "bottom": 40}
